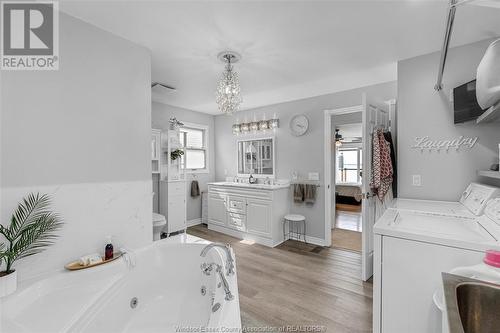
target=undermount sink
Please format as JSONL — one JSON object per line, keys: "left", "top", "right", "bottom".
{"left": 456, "top": 282, "right": 500, "bottom": 333}
{"left": 443, "top": 273, "right": 500, "bottom": 333}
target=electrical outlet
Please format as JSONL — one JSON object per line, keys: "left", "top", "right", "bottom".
{"left": 412, "top": 175, "right": 422, "bottom": 187}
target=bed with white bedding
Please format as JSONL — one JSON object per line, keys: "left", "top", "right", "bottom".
{"left": 335, "top": 182, "right": 362, "bottom": 202}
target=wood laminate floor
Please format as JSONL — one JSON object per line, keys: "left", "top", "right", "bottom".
{"left": 335, "top": 205, "right": 362, "bottom": 232}
{"left": 188, "top": 224, "right": 373, "bottom": 333}
{"left": 331, "top": 228, "right": 362, "bottom": 252}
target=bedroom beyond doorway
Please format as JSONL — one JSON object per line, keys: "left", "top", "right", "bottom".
{"left": 332, "top": 122, "right": 363, "bottom": 252}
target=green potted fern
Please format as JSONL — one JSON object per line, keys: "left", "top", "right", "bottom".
{"left": 170, "top": 148, "right": 184, "bottom": 161}
{"left": 0, "top": 193, "right": 63, "bottom": 297}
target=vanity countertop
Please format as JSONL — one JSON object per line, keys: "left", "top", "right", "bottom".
{"left": 208, "top": 182, "right": 290, "bottom": 190}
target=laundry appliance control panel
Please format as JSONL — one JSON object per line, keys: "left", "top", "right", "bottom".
{"left": 460, "top": 183, "right": 500, "bottom": 216}
{"left": 485, "top": 198, "right": 500, "bottom": 226}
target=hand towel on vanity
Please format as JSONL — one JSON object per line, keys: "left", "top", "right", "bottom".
{"left": 191, "top": 180, "right": 200, "bottom": 197}
{"left": 304, "top": 184, "right": 316, "bottom": 205}
{"left": 293, "top": 184, "right": 305, "bottom": 203}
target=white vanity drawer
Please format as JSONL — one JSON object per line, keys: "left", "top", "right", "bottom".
{"left": 227, "top": 196, "right": 246, "bottom": 214}
{"left": 227, "top": 212, "right": 246, "bottom": 231}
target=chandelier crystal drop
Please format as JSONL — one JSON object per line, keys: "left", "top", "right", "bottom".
{"left": 216, "top": 52, "right": 242, "bottom": 115}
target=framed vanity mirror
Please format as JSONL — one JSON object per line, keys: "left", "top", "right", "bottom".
{"left": 237, "top": 137, "right": 275, "bottom": 178}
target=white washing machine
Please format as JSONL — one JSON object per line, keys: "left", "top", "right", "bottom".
{"left": 434, "top": 199, "right": 500, "bottom": 332}
{"left": 373, "top": 192, "right": 500, "bottom": 333}
{"left": 391, "top": 182, "right": 500, "bottom": 218}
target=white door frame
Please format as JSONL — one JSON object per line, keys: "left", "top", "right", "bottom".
{"left": 323, "top": 105, "right": 364, "bottom": 247}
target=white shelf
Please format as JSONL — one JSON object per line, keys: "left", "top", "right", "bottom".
{"left": 476, "top": 103, "right": 500, "bottom": 124}
{"left": 478, "top": 170, "right": 500, "bottom": 179}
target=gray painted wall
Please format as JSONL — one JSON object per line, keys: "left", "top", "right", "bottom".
{"left": 214, "top": 81, "right": 396, "bottom": 239}
{"left": 0, "top": 13, "right": 152, "bottom": 277}
{"left": 152, "top": 102, "right": 215, "bottom": 221}
{"left": 398, "top": 38, "right": 500, "bottom": 201}
{"left": 1, "top": 14, "right": 151, "bottom": 187}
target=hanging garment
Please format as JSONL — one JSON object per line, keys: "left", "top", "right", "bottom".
{"left": 383, "top": 131, "right": 397, "bottom": 198}
{"left": 370, "top": 128, "right": 393, "bottom": 200}
{"left": 375, "top": 187, "right": 393, "bottom": 221}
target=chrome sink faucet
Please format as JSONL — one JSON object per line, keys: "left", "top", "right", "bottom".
{"left": 200, "top": 262, "right": 234, "bottom": 301}
{"left": 200, "top": 243, "right": 235, "bottom": 276}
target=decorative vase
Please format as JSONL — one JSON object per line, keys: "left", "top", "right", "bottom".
{"left": 0, "top": 270, "right": 17, "bottom": 297}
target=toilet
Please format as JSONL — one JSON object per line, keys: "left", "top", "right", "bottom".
{"left": 152, "top": 213, "right": 167, "bottom": 241}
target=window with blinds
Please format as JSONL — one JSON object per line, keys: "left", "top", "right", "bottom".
{"left": 336, "top": 147, "right": 362, "bottom": 183}
{"left": 179, "top": 125, "right": 208, "bottom": 171}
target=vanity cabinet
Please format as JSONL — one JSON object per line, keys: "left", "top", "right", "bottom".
{"left": 207, "top": 193, "right": 227, "bottom": 226}
{"left": 207, "top": 183, "right": 289, "bottom": 247}
{"left": 246, "top": 198, "right": 272, "bottom": 237}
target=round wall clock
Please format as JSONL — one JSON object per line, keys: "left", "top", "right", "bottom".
{"left": 289, "top": 114, "right": 309, "bottom": 136}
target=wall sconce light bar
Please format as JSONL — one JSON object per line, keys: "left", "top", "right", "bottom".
{"left": 232, "top": 118, "right": 279, "bottom": 135}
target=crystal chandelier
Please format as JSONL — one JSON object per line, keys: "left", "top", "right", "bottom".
{"left": 216, "top": 52, "right": 242, "bottom": 115}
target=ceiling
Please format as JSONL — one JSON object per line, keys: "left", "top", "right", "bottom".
{"left": 60, "top": 0, "right": 500, "bottom": 114}
{"left": 337, "top": 123, "right": 362, "bottom": 142}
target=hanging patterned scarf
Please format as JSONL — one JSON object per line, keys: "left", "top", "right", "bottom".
{"left": 370, "top": 128, "right": 393, "bottom": 200}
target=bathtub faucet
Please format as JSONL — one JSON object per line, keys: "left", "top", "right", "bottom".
{"left": 200, "top": 243, "right": 235, "bottom": 276}
{"left": 200, "top": 263, "right": 234, "bottom": 301}
{"left": 120, "top": 247, "right": 136, "bottom": 269}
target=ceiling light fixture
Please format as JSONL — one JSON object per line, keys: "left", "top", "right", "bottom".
{"left": 335, "top": 129, "right": 343, "bottom": 147}
{"left": 216, "top": 51, "right": 242, "bottom": 115}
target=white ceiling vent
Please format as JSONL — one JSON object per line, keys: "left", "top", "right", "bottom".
{"left": 151, "top": 82, "right": 176, "bottom": 92}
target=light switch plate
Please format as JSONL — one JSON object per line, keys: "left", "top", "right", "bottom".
{"left": 412, "top": 175, "right": 422, "bottom": 187}
{"left": 308, "top": 172, "right": 320, "bottom": 181}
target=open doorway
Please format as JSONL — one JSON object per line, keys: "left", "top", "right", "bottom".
{"left": 332, "top": 117, "right": 363, "bottom": 252}
{"left": 324, "top": 98, "right": 396, "bottom": 281}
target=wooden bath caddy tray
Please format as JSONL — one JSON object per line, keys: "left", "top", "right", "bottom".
{"left": 65, "top": 252, "right": 123, "bottom": 271}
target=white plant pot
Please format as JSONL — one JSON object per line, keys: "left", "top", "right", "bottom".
{"left": 0, "top": 270, "right": 17, "bottom": 297}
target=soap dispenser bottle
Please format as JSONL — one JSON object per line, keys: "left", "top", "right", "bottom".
{"left": 105, "top": 236, "right": 114, "bottom": 260}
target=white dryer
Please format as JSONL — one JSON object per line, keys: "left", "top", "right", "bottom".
{"left": 373, "top": 192, "right": 500, "bottom": 333}
{"left": 391, "top": 182, "right": 500, "bottom": 218}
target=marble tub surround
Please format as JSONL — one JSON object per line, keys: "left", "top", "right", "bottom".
{"left": 0, "top": 181, "right": 152, "bottom": 282}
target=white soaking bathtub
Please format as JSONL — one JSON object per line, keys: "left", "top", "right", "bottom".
{"left": 2, "top": 236, "right": 241, "bottom": 333}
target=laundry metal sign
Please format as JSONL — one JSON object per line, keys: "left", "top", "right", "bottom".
{"left": 411, "top": 136, "right": 478, "bottom": 152}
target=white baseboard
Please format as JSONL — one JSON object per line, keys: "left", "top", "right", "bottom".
{"left": 187, "top": 218, "right": 202, "bottom": 227}
{"left": 208, "top": 224, "right": 275, "bottom": 247}
{"left": 208, "top": 223, "right": 326, "bottom": 248}
{"left": 284, "top": 235, "right": 326, "bottom": 247}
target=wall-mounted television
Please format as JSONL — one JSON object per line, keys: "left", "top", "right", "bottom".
{"left": 453, "top": 80, "right": 484, "bottom": 124}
